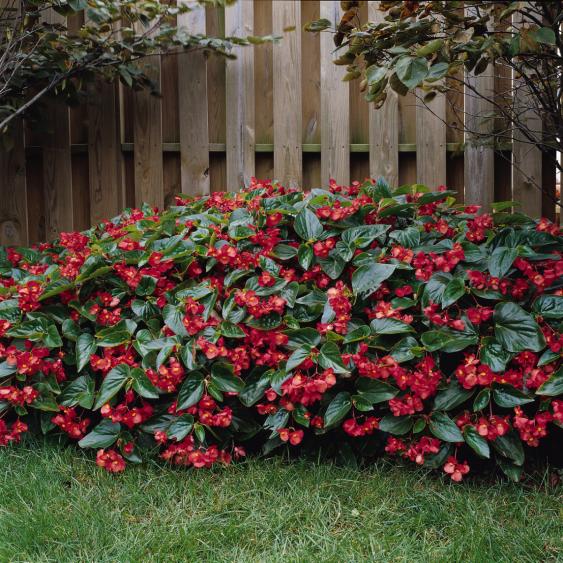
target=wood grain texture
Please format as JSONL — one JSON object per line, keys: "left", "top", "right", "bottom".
{"left": 512, "top": 12, "right": 542, "bottom": 218}
{"left": 320, "top": 0, "right": 349, "bottom": 185}
{"left": 0, "top": 120, "right": 28, "bottom": 245}
{"left": 225, "top": 0, "right": 255, "bottom": 190}
{"left": 42, "top": 10, "right": 73, "bottom": 239}
{"left": 87, "top": 80, "right": 122, "bottom": 224}
{"left": 272, "top": 0, "right": 302, "bottom": 187}
{"left": 178, "top": 3, "right": 210, "bottom": 195}
{"left": 464, "top": 6, "right": 494, "bottom": 210}
{"left": 254, "top": 0, "right": 273, "bottom": 145}
{"left": 133, "top": 17, "right": 163, "bottom": 208}
{"left": 301, "top": 1, "right": 320, "bottom": 145}
{"left": 367, "top": 1, "right": 398, "bottom": 186}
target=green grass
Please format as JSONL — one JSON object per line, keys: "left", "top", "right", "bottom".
{"left": 0, "top": 440, "right": 561, "bottom": 562}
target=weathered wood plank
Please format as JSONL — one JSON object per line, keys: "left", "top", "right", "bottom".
{"left": 301, "top": 0, "right": 320, "bottom": 145}
{"left": 320, "top": 0, "right": 349, "bottom": 185}
{"left": 272, "top": 0, "right": 302, "bottom": 187}
{"left": 42, "top": 10, "right": 73, "bottom": 239}
{"left": 512, "top": 12, "right": 542, "bottom": 218}
{"left": 87, "top": 80, "right": 121, "bottom": 223}
{"left": 464, "top": 6, "right": 494, "bottom": 210}
{"left": 225, "top": 0, "right": 255, "bottom": 190}
{"left": 178, "top": 2, "right": 210, "bottom": 195}
{"left": 0, "top": 120, "right": 28, "bottom": 245}
{"left": 367, "top": 1, "right": 398, "bottom": 186}
{"left": 416, "top": 89, "right": 446, "bottom": 189}
{"left": 133, "top": 17, "right": 163, "bottom": 208}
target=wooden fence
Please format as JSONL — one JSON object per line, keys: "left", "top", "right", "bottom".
{"left": 0, "top": 0, "right": 557, "bottom": 246}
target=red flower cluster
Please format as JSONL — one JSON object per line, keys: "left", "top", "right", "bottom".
{"left": 96, "top": 449, "right": 126, "bottom": 473}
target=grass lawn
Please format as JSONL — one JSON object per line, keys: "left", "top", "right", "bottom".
{"left": 0, "top": 440, "right": 561, "bottom": 562}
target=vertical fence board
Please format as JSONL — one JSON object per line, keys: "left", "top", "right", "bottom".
{"left": 368, "top": 1, "right": 398, "bottom": 186}
{"left": 133, "top": 32, "right": 163, "bottom": 208}
{"left": 255, "top": 0, "right": 273, "bottom": 146}
{"left": 42, "top": 11, "right": 73, "bottom": 239}
{"left": 320, "top": 0, "right": 349, "bottom": 184}
{"left": 464, "top": 8, "right": 494, "bottom": 210}
{"left": 0, "top": 121, "right": 28, "bottom": 245}
{"left": 301, "top": 1, "right": 320, "bottom": 145}
{"left": 178, "top": 3, "right": 210, "bottom": 195}
{"left": 273, "top": 1, "right": 302, "bottom": 187}
{"left": 416, "top": 89, "right": 446, "bottom": 188}
{"left": 225, "top": 0, "right": 255, "bottom": 190}
{"left": 88, "top": 80, "right": 121, "bottom": 224}
{"left": 512, "top": 12, "right": 542, "bottom": 218}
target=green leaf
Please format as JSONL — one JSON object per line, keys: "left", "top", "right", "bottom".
{"left": 395, "top": 56, "right": 428, "bottom": 89}
{"left": 78, "top": 420, "right": 121, "bottom": 449}
{"left": 76, "top": 333, "right": 97, "bottom": 372}
{"left": 532, "top": 295, "right": 563, "bottom": 319}
{"left": 163, "top": 304, "right": 188, "bottom": 337}
{"left": 473, "top": 388, "right": 491, "bottom": 411}
{"left": 130, "top": 367, "right": 159, "bottom": 399}
{"left": 297, "top": 244, "right": 313, "bottom": 270}
{"left": 480, "top": 338, "right": 513, "bottom": 373}
{"left": 0, "top": 361, "right": 16, "bottom": 378}
{"left": 93, "top": 364, "right": 129, "bottom": 409}
{"left": 318, "top": 342, "right": 348, "bottom": 374}
{"left": 536, "top": 366, "right": 563, "bottom": 396}
{"left": 294, "top": 208, "right": 323, "bottom": 241}
{"left": 167, "top": 414, "right": 194, "bottom": 441}
{"left": 370, "top": 318, "right": 414, "bottom": 335}
{"left": 286, "top": 345, "right": 312, "bottom": 372}
{"left": 498, "top": 459, "right": 523, "bottom": 482}
{"left": 492, "top": 384, "right": 534, "bottom": 408}
{"left": 220, "top": 321, "right": 246, "bottom": 338}
{"left": 488, "top": 246, "right": 517, "bottom": 278}
{"left": 352, "top": 262, "right": 397, "bottom": 299}
{"left": 324, "top": 392, "right": 352, "bottom": 427}
{"left": 421, "top": 329, "right": 477, "bottom": 353}
{"left": 492, "top": 431, "right": 525, "bottom": 466}
{"left": 428, "top": 412, "right": 463, "bottom": 442}
{"left": 96, "top": 326, "right": 130, "bottom": 348}
{"left": 433, "top": 381, "right": 473, "bottom": 411}
{"left": 176, "top": 372, "right": 205, "bottom": 410}
{"left": 463, "top": 426, "right": 490, "bottom": 459}
{"left": 341, "top": 225, "right": 390, "bottom": 248}
{"left": 238, "top": 371, "right": 271, "bottom": 407}
{"left": 44, "top": 324, "right": 63, "bottom": 348}
{"left": 441, "top": 277, "right": 465, "bottom": 308}
{"left": 356, "top": 378, "right": 399, "bottom": 404}
{"left": 343, "top": 325, "right": 371, "bottom": 344}
{"left": 494, "top": 302, "right": 546, "bottom": 353}
{"left": 532, "top": 26, "right": 556, "bottom": 45}
{"left": 379, "top": 415, "right": 413, "bottom": 435}
{"left": 390, "top": 336, "right": 421, "bottom": 363}
{"left": 59, "top": 375, "right": 95, "bottom": 409}
{"left": 284, "top": 328, "right": 321, "bottom": 349}
{"left": 211, "top": 363, "right": 244, "bottom": 393}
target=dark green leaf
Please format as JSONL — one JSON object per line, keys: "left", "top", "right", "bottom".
{"left": 324, "top": 392, "right": 352, "bottom": 427}
{"left": 176, "top": 372, "right": 205, "bottom": 410}
{"left": 352, "top": 262, "right": 397, "bottom": 298}
{"left": 78, "top": 420, "right": 121, "bottom": 449}
{"left": 463, "top": 426, "right": 490, "bottom": 459}
{"left": 494, "top": 302, "right": 545, "bottom": 352}
{"left": 76, "top": 333, "right": 97, "bottom": 372}
{"left": 93, "top": 364, "right": 129, "bottom": 409}
{"left": 492, "top": 384, "right": 534, "bottom": 408}
{"left": 379, "top": 415, "right": 413, "bottom": 435}
{"left": 429, "top": 412, "right": 463, "bottom": 442}
{"left": 433, "top": 381, "right": 473, "bottom": 411}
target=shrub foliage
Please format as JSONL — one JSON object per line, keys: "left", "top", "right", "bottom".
{"left": 0, "top": 180, "right": 561, "bottom": 480}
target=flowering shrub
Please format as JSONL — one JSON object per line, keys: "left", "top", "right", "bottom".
{"left": 0, "top": 179, "right": 561, "bottom": 481}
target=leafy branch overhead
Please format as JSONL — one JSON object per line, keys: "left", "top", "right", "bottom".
{"left": 307, "top": 1, "right": 563, "bottom": 187}
{"left": 0, "top": 0, "right": 277, "bottom": 134}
